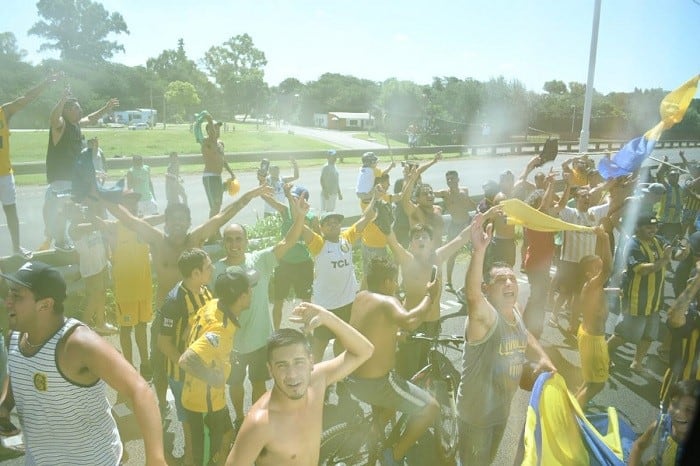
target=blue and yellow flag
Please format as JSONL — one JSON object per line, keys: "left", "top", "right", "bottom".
{"left": 522, "top": 372, "right": 636, "bottom": 466}
{"left": 598, "top": 75, "right": 699, "bottom": 179}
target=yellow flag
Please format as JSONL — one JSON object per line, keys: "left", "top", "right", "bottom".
{"left": 501, "top": 199, "right": 594, "bottom": 233}
{"left": 660, "top": 74, "right": 700, "bottom": 128}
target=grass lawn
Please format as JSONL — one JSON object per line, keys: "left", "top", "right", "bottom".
{"left": 9, "top": 122, "right": 334, "bottom": 163}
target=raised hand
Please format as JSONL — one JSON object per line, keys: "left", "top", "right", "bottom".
{"left": 470, "top": 213, "right": 492, "bottom": 252}
{"left": 105, "top": 98, "right": 120, "bottom": 111}
{"left": 289, "top": 302, "right": 326, "bottom": 333}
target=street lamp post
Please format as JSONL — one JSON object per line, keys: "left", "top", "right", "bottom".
{"left": 571, "top": 105, "right": 576, "bottom": 135}
{"left": 579, "top": 0, "right": 602, "bottom": 154}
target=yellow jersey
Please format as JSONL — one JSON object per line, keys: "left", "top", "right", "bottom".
{"left": 0, "top": 107, "right": 12, "bottom": 176}
{"left": 181, "top": 299, "right": 237, "bottom": 413}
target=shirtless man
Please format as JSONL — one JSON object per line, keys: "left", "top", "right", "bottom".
{"left": 574, "top": 224, "right": 613, "bottom": 407}
{"left": 435, "top": 170, "right": 477, "bottom": 291}
{"left": 388, "top": 209, "right": 498, "bottom": 377}
{"left": 225, "top": 302, "right": 374, "bottom": 466}
{"left": 106, "top": 184, "right": 270, "bottom": 409}
{"left": 346, "top": 256, "right": 440, "bottom": 466}
{"left": 400, "top": 153, "right": 444, "bottom": 249}
{"left": 201, "top": 113, "right": 235, "bottom": 218}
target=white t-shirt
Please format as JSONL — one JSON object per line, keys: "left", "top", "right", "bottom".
{"left": 356, "top": 167, "right": 375, "bottom": 196}
{"left": 309, "top": 227, "right": 360, "bottom": 309}
{"left": 559, "top": 202, "right": 609, "bottom": 263}
{"left": 264, "top": 177, "right": 285, "bottom": 214}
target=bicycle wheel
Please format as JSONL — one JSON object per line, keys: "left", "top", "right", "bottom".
{"left": 319, "top": 420, "right": 374, "bottom": 466}
{"left": 424, "top": 377, "right": 460, "bottom": 462}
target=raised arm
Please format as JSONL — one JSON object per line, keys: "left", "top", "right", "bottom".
{"left": 668, "top": 261, "right": 700, "bottom": 328}
{"left": 272, "top": 195, "right": 308, "bottom": 260}
{"left": 2, "top": 72, "right": 61, "bottom": 119}
{"left": 415, "top": 151, "right": 442, "bottom": 176}
{"left": 435, "top": 207, "right": 502, "bottom": 262}
{"left": 399, "top": 167, "right": 421, "bottom": 218}
{"left": 590, "top": 224, "right": 613, "bottom": 288}
{"left": 190, "top": 184, "right": 272, "bottom": 243}
{"left": 390, "top": 277, "right": 439, "bottom": 331}
{"left": 386, "top": 230, "right": 413, "bottom": 266}
{"left": 81, "top": 98, "right": 119, "bottom": 126}
{"left": 464, "top": 213, "right": 497, "bottom": 341}
{"left": 290, "top": 302, "right": 374, "bottom": 385}
{"left": 513, "top": 155, "right": 539, "bottom": 193}
{"left": 105, "top": 202, "right": 164, "bottom": 245}
{"left": 68, "top": 328, "right": 165, "bottom": 465}
{"left": 282, "top": 159, "right": 299, "bottom": 182}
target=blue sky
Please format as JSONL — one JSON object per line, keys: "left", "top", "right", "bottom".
{"left": 2, "top": 0, "right": 699, "bottom": 93}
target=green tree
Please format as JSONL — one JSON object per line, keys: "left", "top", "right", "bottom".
{"left": 165, "top": 81, "right": 201, "bottom": 123}
{"left": 271, "top": 78, "right": 305, "bottom": 123}
{"left": 28, "top": 0, "right": 129, "bottom": 63}
{"left": 202, "top": 34, "right": 268, "bottom": 119}
{"left": 0, "top": 32, "right": 27, "bottom": 61}
{"left": 147, "top": 39, "right": 217, "bottom": 116}
{"left": 543, "top": 79, "right": 568, "bottom": 95}
{"left": 302, "top": 73, "right": 379, "bottom": 124}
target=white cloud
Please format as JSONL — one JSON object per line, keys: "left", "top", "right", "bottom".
{"left": 393, "top": 33, "right": 409, "bottom": 43}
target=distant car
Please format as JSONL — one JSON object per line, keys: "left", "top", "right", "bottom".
{"left": 128, "top": 123, "right": 149, "bottom": 130}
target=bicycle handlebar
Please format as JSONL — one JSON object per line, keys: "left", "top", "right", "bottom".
{"left": 408, "top": 333, "right": 465, "bottom": 346}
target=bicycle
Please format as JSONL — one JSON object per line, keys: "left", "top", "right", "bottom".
{"left": 319, "top": 333, "right": 464, "bottom": 466}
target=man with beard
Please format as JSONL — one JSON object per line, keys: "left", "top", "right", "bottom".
{"left": 213, "top": 195, "right": 307, "bottom": 432}
{"left": 224, "top": 302, "right": 373, "bottom": 466}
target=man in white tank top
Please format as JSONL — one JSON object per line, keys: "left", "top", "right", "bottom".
{"left": 1, "top": 261, "right": 166, "bottom": 465}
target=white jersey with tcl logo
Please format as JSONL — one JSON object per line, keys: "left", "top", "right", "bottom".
{"left": 309, "top": 226, "right": 360, "bottom": 310}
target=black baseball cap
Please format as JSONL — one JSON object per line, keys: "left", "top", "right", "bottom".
{"left": 636, "top": 215, "right": 658, "bottom": 228}
{"left": 0, "top": 261, "right": 67, "bottom": 303}
{"left": 216, "top": 268, "right": 259, "bottom": 306}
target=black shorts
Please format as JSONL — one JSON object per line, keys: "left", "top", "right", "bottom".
{"left": 228, "top": 345, "right": 270, "bottom": 385}
{"left": 313, "top": 302, "right": 353, "bottom": 342}
{"left": 202, "top": 175, "right": 223, "bottom": 210}
{"left": 273, "top": 260, "right": 313, "bottom": 301}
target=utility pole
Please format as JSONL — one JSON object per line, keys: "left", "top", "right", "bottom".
{"left": 579, "top": 0, "right": 602, "bottom": 154}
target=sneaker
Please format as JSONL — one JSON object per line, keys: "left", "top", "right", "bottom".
{"left": 445, "top": 283, "right": 455, "bottom": 293}
{"left": 13, "top": 247, "right": 33, "bottom": 260}
{"left": 630, "top": 360, "right": 649, "bottom": 374}
{"left": 0, "top": 418, "right": 20, "bottom": 437}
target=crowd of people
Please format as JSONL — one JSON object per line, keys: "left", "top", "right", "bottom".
{"left": 0, "top": 76, "right": 699, "bottom": 465}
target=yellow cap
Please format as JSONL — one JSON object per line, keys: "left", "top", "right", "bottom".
{"left": 226, "top": 178, "right": 240, "bottom": 196}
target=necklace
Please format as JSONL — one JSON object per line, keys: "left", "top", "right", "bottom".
{"left": 22, "top": 334, "right": 44, "bottom": 350}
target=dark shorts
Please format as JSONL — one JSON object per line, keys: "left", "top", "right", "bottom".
{"left": 186, "top": 407, "right": 232, "bottom": 466}
{"left": 314, "top": 302, "right": 353, "bottom": 342}
{"left": 458, "top": 421, "right": 507, "bottom": 465}
{"left": 202, "top": 175, "right": 223, "bottom": 210}
{"left": 150, "top": 313, "right": 166, "bottom": 385}
{"left": 168, "top": 378, "right": 188, "bottom": 422}
{"left": 556, "top": 260, "right": 584, "bottom": 295}
{"left": 614, "top": 312, "right": 660, "bottom": 344}
{"left": 346, "top": 371, "right": 433, "bottom": 415}
{"left": 273, "top": 260, "right": 313, "bottom": 301}
{"left": 228, "top": 345, "right": 270, "bottom": 385}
